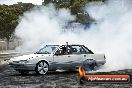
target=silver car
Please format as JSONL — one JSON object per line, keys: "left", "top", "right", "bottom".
{"left": 9, "top": 44, "right": 106, "bottom": 75}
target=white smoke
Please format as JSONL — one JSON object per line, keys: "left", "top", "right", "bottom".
{"left": 85, "top": 0, "right": 132, "bottom": 71}
{"left": 15, "top": 0, "right": 132, "bottom": 71}
{"left": 15, "top": 4, "right": 75, "bottom": 51}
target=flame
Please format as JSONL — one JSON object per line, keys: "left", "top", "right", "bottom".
{"left": 79, "top": 65, "right": 86, "bottom": 76}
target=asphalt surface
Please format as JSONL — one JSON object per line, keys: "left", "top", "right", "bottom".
{"left": 0, "top": 53, "right": 132, "bottom": 88}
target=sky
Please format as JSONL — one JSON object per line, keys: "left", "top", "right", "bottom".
{"left": 0, "top": 0, "right": 43, "bottom": 5}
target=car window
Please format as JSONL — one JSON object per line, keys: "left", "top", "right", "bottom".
{"left": 55, "top": 45, "right": 72, "bottom": 55}
{"left": 36, "top": 45, "right": 58, "bottom": 54}
{"left": 71, "top": 45, "right": 87, "bottom": 54}
{"left": 82, "top": 46, "right": 94, "bottom": 54}
{"left": 55, "top": 45, "right": 92, "bottom": 55}
{"left": 55, "top": 46, "right": 66, "bottom": 55}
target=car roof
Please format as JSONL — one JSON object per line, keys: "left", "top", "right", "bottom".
{"left": 45, "top": 44, "right": 84, "bottom": 46}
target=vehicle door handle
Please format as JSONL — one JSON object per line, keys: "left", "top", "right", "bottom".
{"left": 84, "top": 55, "right": 86, "bottom": 57}
{"left": 68, "top": 56, "right": 70, "bottom": 57}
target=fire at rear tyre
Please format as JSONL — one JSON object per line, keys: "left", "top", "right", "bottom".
{"left": 35, "top": 60, "right": 49, "bottom": 75}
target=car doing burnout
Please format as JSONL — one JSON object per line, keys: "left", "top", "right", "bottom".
{"left": 9, "top": 44, "right": 106, "bottom": 75}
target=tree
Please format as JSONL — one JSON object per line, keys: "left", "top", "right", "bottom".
{"left": 0, "top": 5, "right": 18, "bottom": 48}
{"left": 42, "top": 0, "right": 105, "bottom": 22}
{"left": 0, "top": 3, "right": 34, "bottom": 49}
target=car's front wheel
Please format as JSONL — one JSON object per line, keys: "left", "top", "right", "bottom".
{"left": 35, "top": 61, "right": 49, "bottom": 75}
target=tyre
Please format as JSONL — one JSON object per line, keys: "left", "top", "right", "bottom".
{"left": 82, "top": 59, "right": 96, "bottom": 71}
{"left": 18, "top": 70, "right": 29, "bottom": 75}
{"left": 35, "top": 61, "right": 49, "bottom": 75}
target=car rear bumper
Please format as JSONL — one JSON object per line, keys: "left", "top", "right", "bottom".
{"left": 96, "top": 60, "right": 106, "bottom": 66}
{"left": 9, "top": 63, "right": 36, "bottom": 71}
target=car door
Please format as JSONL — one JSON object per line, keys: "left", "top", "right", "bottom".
{"left": 53, "top": 45, "right": 71, "bottom": 69}
{"left": 67, "top": 45, "right": 85, "bottom": 68}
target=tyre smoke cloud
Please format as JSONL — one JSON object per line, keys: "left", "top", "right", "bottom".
{"left": 85, "top": 0, "right": 132, "bottom": 71}
{"left": 15, "top": 4, "right": 76, "bottom": 51}
{"left": 15, "top": 0, "right": 132, "bottom": 71}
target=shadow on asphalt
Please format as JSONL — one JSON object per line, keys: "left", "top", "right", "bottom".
{"left": 10, "top": 70, "right": 78, "bottom": 76}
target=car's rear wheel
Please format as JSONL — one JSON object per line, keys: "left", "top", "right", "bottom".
{"left": 82, "top": 59, "right": 96, "bottom": 71}
{"left": 35, "top": 61, "right": 49, "bottom": 75}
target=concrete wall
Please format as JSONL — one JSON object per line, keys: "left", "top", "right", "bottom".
{"left": 0, "top": 40, "right": 21, "bottom": 50}
{"left": 0, "top": 41, "right": 7, "bottom": 50}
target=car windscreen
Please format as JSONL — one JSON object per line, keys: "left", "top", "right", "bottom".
{"left": 36, "top": 45, "right": 59, "bottom": 54}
